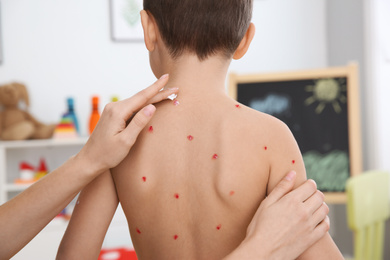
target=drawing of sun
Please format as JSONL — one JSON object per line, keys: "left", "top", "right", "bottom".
{"left": 304, "top": 78, "right": 347, "bottom": 114}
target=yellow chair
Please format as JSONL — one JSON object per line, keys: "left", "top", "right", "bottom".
{"left": 346, "top": 170, "right": 390, "bottom": 260}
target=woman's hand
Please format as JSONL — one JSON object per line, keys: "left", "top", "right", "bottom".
{"left": 77, "top": 74, "right": 177, "bottom": 176}
{"left": 225, "top": 171, "right": 329, "bottom": 260}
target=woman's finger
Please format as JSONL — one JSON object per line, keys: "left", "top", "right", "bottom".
{"left": 116, "top": 74, "right": 170, "bottom": 119}
{"left": 288, "top": 179, "right": 318, "bottom": 202}
{"left": 303, "top": 190, "right": 325, "bottom": 215}
{"left": 265, "top": 171, "right": 296, "bottom": 204}
{"left": 148, "top": 87, "right": 179, "bottom": 104}
{"left": 122, "top": 104, "right": 156, "bottom": 146}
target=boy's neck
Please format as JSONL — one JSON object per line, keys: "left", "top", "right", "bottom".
{"left": 162, "top": 54, "right": 232, "bottom": 99}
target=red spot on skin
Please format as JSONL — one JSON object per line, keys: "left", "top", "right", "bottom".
{"left": 174, "top": 193, "right": 179, "bottom": 199}
{"left": 216, "top": 224, "right": 222, "bottom": 230}
{"left": 235, "top": 104, "right": 240, "bottom": 108}
{"left": 229, "top": 191, "right": 235, "bottom": 196}
{"left": 173, "top": 100, "right": 180, "bottom": 106}
{"left": 173, "top": 235, "right": 178, "bottom": 240}
{"left": 264, "top": 146, "right": 268, "bottom": 150}
{"left": 148, "top": 126, "right": 153, "bottom": 133}
{"left": 142, "top": 176, "right": 146, "bottom": 182}
{"left": 292, "top": 160, "right": 296, "bottom": 164}
{"left": 136, "top": 228, "right": 141, "bottom": 234}
{"left": 212, "top": 154, "right": 218, "bottom": 160}
{"left": 187, "top": 135, "right": 194, "bottom": 141}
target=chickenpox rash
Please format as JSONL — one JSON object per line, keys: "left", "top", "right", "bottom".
{"left": 229, "top": 191, "right": 235, "bottom": 196}
{"left": 235, "top": 104, "right": 240, "bottom": 108}
{"left": 187, "top": 135, "right": 193, "bottom": 141}
{"left": 142, "top": 176, "right": 146, "bottom": 182}
{"left": 174, "top": 193, "right": 179, "bottom": 199}
{"left": 212, "top": 154, "right": 218, "bottom": 160}
{"left": 173, "top": 235, "right": 179, "bottom": 240}
{"left": 292, "top": 160, "right": 296, "bottom": 164}
{"left": 173, "top": 100, "right": 180, "bottom": 106}
{"left": 264, "top": 146, "right": 268, "bottom": 151}
{"left": 136, "top": 228, "right": 141, "bottom": 234}
{"left": 216, "top": 224, "right": 222, "bottom": 230}
{"left": 148, "top": 126, "right": 153, "bottom": 133}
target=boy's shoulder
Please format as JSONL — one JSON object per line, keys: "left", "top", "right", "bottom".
{"left": 233, "top": 103, "right": 298, "bottom": 158}
{"left": 236, "top": 103, "right": 291, "bottom": 137}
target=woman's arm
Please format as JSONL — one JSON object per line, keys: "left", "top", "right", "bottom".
{"left": 0, "top": 155, "right": 95, "bottom": 260}
{"left": 0, "top": 75, "right": 177, "bottom": 259}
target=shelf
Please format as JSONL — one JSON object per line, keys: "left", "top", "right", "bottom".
{"left": 0, "top": 137, "right": 88, "bottom": 149}
{"left": 0, "top": 138, "right": 89, "bottom": 204}
{"left": 6, "top": 183, "right": 34, "bottom": 192}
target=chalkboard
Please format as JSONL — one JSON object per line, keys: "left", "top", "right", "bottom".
{"left": 229, "top": 63, "right": 362, "bottom": 192}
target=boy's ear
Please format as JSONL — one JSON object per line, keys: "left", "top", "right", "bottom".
{"left": 233, "top": 23, "right": 255, "bottom": 60}
{"left": 140, "top": 10, "right": 158, "bottom": 52}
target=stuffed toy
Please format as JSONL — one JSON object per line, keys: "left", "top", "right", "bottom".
{"left": 0, "top": 82, "right": 56, "bottom": 140}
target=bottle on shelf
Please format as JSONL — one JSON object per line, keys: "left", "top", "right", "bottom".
{"left": 63, "top": 97, "right": 80, "bottom": 133}
{"left": 89, "top": 96, "right": 101, "bottom": 135}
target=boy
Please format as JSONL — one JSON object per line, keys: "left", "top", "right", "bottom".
{"left": 57, "top": 0, "right": 343, "bottom": 259}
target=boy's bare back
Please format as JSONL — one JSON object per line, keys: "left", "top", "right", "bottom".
{"left": 111, "top": 94, "right": 278, "bottom": 259}
{"left": 57, "top": 1, "right": 343, "bottom": 258}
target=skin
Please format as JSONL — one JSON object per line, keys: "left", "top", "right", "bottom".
{"left": 57, "top": 10, "right": 343, "bottom": 260}
{"left": 0, "top": 76, "right": 178, "bottom": 260}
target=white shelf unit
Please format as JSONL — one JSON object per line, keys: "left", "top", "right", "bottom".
{"left": 0, "top": 138, "right": 88, "bottom": 259}
{"left": 0, "top": 138, "right": 88, "bottom": 204}
{"left": 0, "top": 138, "right": 134, "bottom": 259}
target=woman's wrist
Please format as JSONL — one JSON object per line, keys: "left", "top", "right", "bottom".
{"left": 72, "top": 148, "right": 106, "bottom": 181}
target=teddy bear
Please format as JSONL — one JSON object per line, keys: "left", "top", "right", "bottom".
{"left": 0, "top": 82, "right": 56, "bottom": 140}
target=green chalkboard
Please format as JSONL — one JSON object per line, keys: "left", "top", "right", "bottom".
{"left": 229, "top": 64, "right": 362, "bottom": 193}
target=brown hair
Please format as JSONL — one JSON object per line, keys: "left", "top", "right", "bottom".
{"left": 143, "top": 0, "right": 253, "bottom": 60}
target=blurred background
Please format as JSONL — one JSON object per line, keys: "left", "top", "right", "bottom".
{"left": 0, "top": 0, "right": 389, "bottom": 259}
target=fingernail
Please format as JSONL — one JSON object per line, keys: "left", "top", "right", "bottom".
{"left": 285, "top": 171, "right": 296, "bottom": 181}
{"left": 160, "top": 74, "right": 169, "bottom": 80}
{"left": 143, "top": 104, "right": 156, "bottom": 117}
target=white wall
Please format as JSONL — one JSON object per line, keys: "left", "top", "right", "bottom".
{"left": 231, "top": 0, "right": 327, "bottom": 73}
{"left": 0, "top": 0, "right": 327, "bottom": 136}
{"left": 365, "top": 0, "right": 390, "bottom": 172}
{"left": 0, "top": 0, "right": 152, "bottom": 135}
{"left": 364, "top": 3, "right": 390, "bottom": 258}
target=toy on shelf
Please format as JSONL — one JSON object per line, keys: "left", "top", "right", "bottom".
{"left": 0, "top": 82, "right": 56, "bottom": 140}
{"left": 56, "top": 208, "right": 71, "bottom": 221}
{"left": 14, "top": 162, "right": 36, "bottom": 185}
{"left": 89, "top": 96, "right": 101, "bottom": 134}
{"left": 53, "top": 116, "right": 78, "bottom": 139}
{"left": 35, "top": 158, "right": 48, "bottom": 180}
{"left": 99, "top": 248, "right": 138, "bottom": 260}
{"left": 63, "top": 97, "right": 79, "bottom": 133}
{"left": 14, "top": 158, "right": 49, "bottom": 185}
